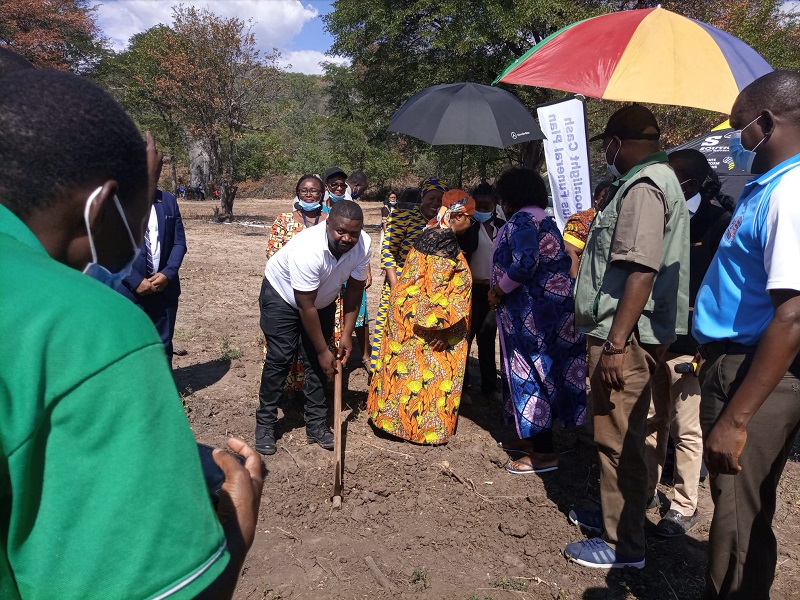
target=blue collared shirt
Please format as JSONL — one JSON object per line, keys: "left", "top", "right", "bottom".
{"left": 693, "top": 152, "right": 800, "bottom": 345}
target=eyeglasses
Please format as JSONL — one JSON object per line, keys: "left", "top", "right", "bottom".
{"left": 452, "top": 213, "right": 474, "bottom": 223}
{"left": 327, "top": 182, "right": 347, "bottom": 191}
{"left": 298, "top": 188, "right": 323, "bottom": 196}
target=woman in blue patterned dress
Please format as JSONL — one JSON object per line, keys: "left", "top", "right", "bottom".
{"left": 488, "top": 168, "right": 587, "bottom": 474}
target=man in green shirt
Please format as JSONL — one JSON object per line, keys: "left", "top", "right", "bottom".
{"left": 564, "top": 105, "right": 690, "bottom": 570}
{"left": 0, "top": 68, "right": 262, "bottom": 599}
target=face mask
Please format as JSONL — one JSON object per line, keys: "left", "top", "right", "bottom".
{"left": 82, "top": 187, "right": 138, "bottom": 289}
{"left": 297, "top": 198, "right": 321, "bottom": 212}
{"left": 389, "top": 199, "right": 397, "bottom": 205}
{"left": 473, "top": 210, "right": 493, "bottom": 223}
{"left": 729, "top": 117, "right": 766, "bottom": 174}
{"left": 325, "top": 189, "right": 346, "bottom": 203}
{"left": 605, "top": 139, "right": 622, "bottom": 178}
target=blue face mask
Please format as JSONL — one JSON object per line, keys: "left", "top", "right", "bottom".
{"left": 473, "top": 210, "right": 493, "bottom": 223}
{"left": 328, "top": 192, "right": 345, "bottom": 202}
{"left": 729, "top": 116, "right": 766, "bottom": 174}
{"left": 297, "top": 198, "right": 321, "bottom": 211}
{"left": 82, "top": 187, "right": 138, "bottom": 289}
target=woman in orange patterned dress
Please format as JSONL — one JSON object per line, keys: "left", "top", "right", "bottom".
{"left": 261, "top": 174, "right": 327, "bottom": 392}
{"left": 368, "top": 189, "right": 476, "bottom": 444}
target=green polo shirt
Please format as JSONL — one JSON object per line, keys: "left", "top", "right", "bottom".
{"left": 0, "top": 205, "right": 228, "bottom": 599}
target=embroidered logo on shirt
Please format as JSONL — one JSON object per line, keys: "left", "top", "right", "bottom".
{"left": 724, "top": 215, "right": 743, "bottom": 243}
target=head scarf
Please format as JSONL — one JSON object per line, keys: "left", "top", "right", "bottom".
{"left": 420, "top": 177, "right": 449, "bottom": 198}
{"left": 428, "top": 188, "right": 476, "bottom": 229}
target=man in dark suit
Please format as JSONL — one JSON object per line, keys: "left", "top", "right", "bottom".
{"left": 458, "top": 182, "right": 506, "bottom": 400}
{"left": 120, "top": 184, "right": 187, "bottom": 365}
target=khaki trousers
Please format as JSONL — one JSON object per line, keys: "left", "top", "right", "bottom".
{"left": 588, "top": 333, "right": 668, "bottom": 558}
{"left": 700, "top": 352, "right": 800, "bottom": 600}
{"left": 645, "top": 353, "right": 703, "bottom": 515}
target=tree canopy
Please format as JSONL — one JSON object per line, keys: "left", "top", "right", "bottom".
{"left": 0, "top": 0, "right": 106, "bottom": 71}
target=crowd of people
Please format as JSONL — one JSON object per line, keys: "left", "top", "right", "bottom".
{"left": 2, "top": 42, "right": 799, "bottom": 599}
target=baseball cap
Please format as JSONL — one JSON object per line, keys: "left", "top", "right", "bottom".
{"left": 589, "top": 104, "right": 661, "bottom": 142}
{"left": 324, "top": 167, "right": 348, "bottom": 181}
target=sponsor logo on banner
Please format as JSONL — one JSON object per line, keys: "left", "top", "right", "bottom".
{"left": 537, "top": 98, "right": 592, "bottom": 232}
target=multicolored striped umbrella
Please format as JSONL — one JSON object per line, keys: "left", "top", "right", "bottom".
{"left": 494, "top": 7, "right": 772, "bottom": 114}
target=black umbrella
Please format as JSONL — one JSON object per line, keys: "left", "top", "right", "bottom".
{"left": 669, "top": 127, "right": 750, "bottom": 204}
{"left": 388, "top": 82, "right": 545, "bottom": 185}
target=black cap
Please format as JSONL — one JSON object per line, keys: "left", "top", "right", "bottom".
{"left": 589, "top": 104, "right": 661, "bottom": 142}
{"left": 324, "top": 167, "right": 348, "bottom": 181}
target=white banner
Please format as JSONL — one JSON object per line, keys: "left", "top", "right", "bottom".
{"left": 537, "top": 98, "right": 592, "bottom": 231}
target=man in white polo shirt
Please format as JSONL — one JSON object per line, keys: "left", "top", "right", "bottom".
{"left": 256, "top": 199, "right": 371, "bottom": 455}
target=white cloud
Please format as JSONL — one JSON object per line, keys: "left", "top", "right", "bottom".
{"left": 278, "top": 50, "right": 348, "bottom": 75}
{"left": 94, "top": 0, "right": 318, "bottom": 53}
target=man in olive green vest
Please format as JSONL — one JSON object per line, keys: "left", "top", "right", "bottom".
{"left": 564, "top": 104, "right": 690, "bottom": 569}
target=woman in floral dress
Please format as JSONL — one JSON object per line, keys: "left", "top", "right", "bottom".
{"left": 488, "top": 168, "right": 587, "bottom": 474}
{"left": 368, "top": 189, "right": 475, "bottom": 444}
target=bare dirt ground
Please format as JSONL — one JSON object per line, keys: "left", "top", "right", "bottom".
{"left": 174, "top": 197, "right": 800, "bottom": 600}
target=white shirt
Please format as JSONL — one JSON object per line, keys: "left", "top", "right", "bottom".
{"left": 686, "top": 192, "right": 701, "bottom": 218}
{"left": 469, "top": 222, "right": 496, "bottom": 281}
{"left": 264, "top": 220, "right": 371, "bottom": 309}
{"left": 147, "top": 205, "right": 161, "bottom": 273}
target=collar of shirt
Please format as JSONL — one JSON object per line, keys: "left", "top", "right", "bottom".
{"left": 0, "top": 203, "right": 46, "bottom": 254}
{"left": 686, "top": 193, "right": 701, "bottom": 216}
{"left": 742, "top": 151, "right": 800, "bottom": 196}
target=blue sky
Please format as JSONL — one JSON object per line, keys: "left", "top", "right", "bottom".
{"left": 93, "top": 0, "right": 344, "bottom": 74}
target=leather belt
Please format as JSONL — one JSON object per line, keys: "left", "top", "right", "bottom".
{"left": 697, "top": 341, "right": 757, "bottom": 362}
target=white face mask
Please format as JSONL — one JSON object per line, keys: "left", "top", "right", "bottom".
{"left": 605, "top": 139, "right": 622, "bottom": 178}
{"left": 82, "top": 186, "right": 139, "bottom": 289}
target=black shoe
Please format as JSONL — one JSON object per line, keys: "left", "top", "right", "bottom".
{"left": 656, "top": 509, "right": 699, "bottom": 537}
{"left": 646, "top": 493, "right": 660, "bottom": 510}
{"left": 306, "top": 425, "right": 335, "bottom": 450}
{"left": 254, "top": 424, "right": 276, "bottom": 455}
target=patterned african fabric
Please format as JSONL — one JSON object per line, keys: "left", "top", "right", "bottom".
{"left": 369, "top": 206, "right": 429, "bottom": 372}
{"left": 562, "top": 207, "right": 597, "bottom": 251}
{"left": 492, "top": 209, "right": 587, "bottom": 440}
{"left": 368, "top": 227, "right": 472, "bottom": 444}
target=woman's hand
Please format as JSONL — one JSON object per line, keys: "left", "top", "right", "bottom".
{"left": 429, "top": 330, "right": 448, "bottom": 352}
{"left": 488, "top": 285, "right": 504, "bottom": 309}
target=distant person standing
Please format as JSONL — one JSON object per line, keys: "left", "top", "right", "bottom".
{"left": 644, "top": 149, "right": 732, "bottom": 538}
{"left": 347, "top": 170, "right": 369, "bottom": 200}
{"left": 120, "top": 160, "right": 187, "bottom": 366}
{"left": 458, "top": 182, "right": 505, "bottom": 400}
{"left": 693, "top": 70, "right": 800, "bottom": 600}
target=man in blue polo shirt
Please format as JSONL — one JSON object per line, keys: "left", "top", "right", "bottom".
{"left": 694, "top": 70, "right": 800, "bottom": 600}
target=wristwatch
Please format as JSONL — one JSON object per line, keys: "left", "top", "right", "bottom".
{"left": 602, "top": 340, "right": 627, "bottom": 355}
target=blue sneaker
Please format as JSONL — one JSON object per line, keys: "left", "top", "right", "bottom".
{"left": 568, "top": 508, "right": 603, "bottom": 534}
{"left": 564, "top": 538, "right": 645, "bottom": 569}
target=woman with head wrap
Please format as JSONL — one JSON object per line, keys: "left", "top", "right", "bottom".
{"left": 489, "top": 168, "right": 587, "bottom": 474}
{"left": 368, "top": 177, "right": 448, "bottom": 372}
{"left": 368, "top": 189, "right": 475, "bottom": 444}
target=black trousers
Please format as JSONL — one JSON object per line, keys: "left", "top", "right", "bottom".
{"left": 139, "top": 292, "right": 179, "bottom": 366}
{"left": 700, "top": 351, "right": 800, "bottom": 600}
{"left": 257, "top": 278, "right": 335, "bottom": 429}
{"left": 466, "top": 282, "right": 498, "bottom": 392}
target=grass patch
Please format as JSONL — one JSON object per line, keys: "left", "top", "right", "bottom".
{"left": 491, "top": 577, "right": 528, "bottom": 591}
{"left": 220, "top": 338, "right": 243, "bottom": 360}
{"left": 174, "top": 326, "right": 207, "bottom": 342}
{"left": 411, "top": 566, "right": 429, "bottom": 589}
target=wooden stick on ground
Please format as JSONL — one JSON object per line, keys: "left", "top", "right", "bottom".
{"left": 331, "top": 357, "right": 343, "bottom": 509}
{"left": 364, "top": 556, "right": 397, "bottom": 592}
